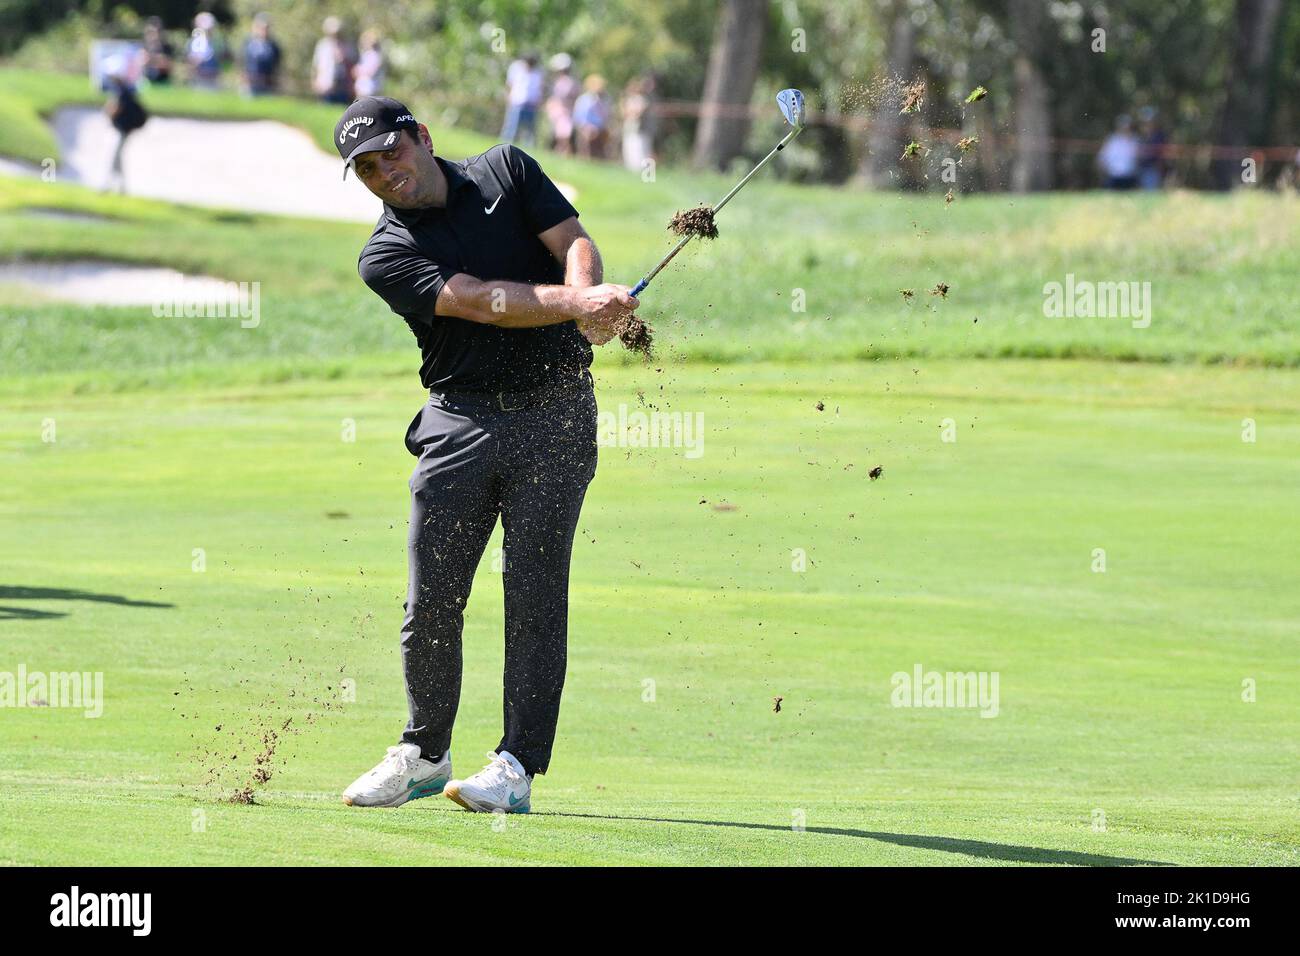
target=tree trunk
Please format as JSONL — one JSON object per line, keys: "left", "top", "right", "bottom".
{"left": 692, "top": 0, "right": 769, "bottom": 171}
{"left": 858, "top": 0, "right": 915, "bottom": 187}
{"left": 1214, "top": 0, "right": 1286, "bottom": 189}
{"left": 1009, "top": 0, "right": 1052, "bottom": 192}
{"left": 973, "top": 103, "right": 1007, "bottom": 192}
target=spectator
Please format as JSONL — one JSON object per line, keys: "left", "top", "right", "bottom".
{"left": 573, "top": 74, "right": 611, "bottom": 159}
{"left": 621, "top": 73, "right": 657, "bottom": 172}
{"left": 139, "top": 17, "right": 175, "bottom": 85}
{"left": 1097, "top": 115, "right": 1140, "bottom": 190}
{"left": 186, "top": 11, "right": 225, "bottom": 90}
{"left": 312, "top": 16, "right": 355, "bottom": 105}
{"left": 353, "top": 30, "right": 385, "bottom": 97}
{"left": 1279, "top": 148, "right": 1300, "bottom": 192}
{"left": 1137, "top": 106, "right": 1168, "bottom": 190}
{"left": 1290, "top": 149, "right": 1300, "bottom": 191}
{"left": 500, "top": 53, "right": 544, "bottom": 145}
{"left": 103, "top": 60, "right": 148, "bottom": 194}
{"left": 544, "top": 52, "right": 578, "bottom": 154}
{"left": 242, "top": 13, "right": 282, "bottom": 96}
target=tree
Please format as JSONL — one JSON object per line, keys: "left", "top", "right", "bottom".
{"left": 858, "top": 0, "right": 917, "bottom": 188}
{"left": 1214, "top": 0, "right": 1287, "bottom": 188}
{"left": 692, "top": 0, "right": 768, "bottom": 170}
{"left": 1008, "top": 0, "right": 1051, "bottom": 191}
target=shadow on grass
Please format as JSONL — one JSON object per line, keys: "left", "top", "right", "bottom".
{"left": 538, "top": 812, "right": 1172, "bottom": 866}
{"left": 0, "top": 606, "right": 67, "bottom": 620}
{"left": 0, "top": 585, "right": 174, "bottom": 621}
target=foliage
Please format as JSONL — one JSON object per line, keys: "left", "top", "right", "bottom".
{"left": 3, "top": 1, "right": 1299, "bottom": 186}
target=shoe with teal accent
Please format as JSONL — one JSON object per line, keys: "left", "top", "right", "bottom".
{"left": 444, "top": 750, "right": 531, "bottom": 813}
{"left": 342, "top": 743, "right": 451, "bottom": 808}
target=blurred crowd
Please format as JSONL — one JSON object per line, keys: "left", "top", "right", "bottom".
{"left": 132, "top": 13, "right": 384, "bottom": 102}
{"left": 127, "top": 17, "right": 656, "bottom": 171}
{"left": 499, "top": 51, "right": 659, "bottom": 171}
{"left": 1096, "top": 108, "right": 1169, "bottom": 190}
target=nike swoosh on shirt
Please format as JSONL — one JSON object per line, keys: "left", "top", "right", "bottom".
{"left": 484, "top": 195, "right": 502, "bottom": 215}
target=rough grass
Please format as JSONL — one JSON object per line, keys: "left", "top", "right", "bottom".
{"left": 2, "top": 67, "right": 1299, "bottom": 389}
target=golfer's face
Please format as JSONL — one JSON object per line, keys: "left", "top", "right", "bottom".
{"left": 353, "top": 130, "right": 436, "bottom": 207}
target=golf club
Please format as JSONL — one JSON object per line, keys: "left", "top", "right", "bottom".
{"left": 629, "top": 88, "right": 806, "bottom": 297}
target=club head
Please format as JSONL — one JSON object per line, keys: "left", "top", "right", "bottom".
{"left": 777, "top": 89, "right": 806, "bottom": 130}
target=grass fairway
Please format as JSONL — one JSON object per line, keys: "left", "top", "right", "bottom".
{"left": 2, "top": 360, "right": 1297, "bottom": 866}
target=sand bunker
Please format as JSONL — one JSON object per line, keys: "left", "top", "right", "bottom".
{"left": 46, "top": 107, "right": 383, "bottom": 222}
{"left": 1, "top": 108, "right": 578, "bottom": 223}
{"left": 0, "top": 259, "right": 248, "bottom": 309}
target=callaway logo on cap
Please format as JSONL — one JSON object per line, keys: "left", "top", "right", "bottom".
{"left": 334, "top": 96, "right": 418, "bottom": 179}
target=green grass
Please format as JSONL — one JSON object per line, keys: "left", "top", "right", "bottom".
{"left": 1, "top": 68, "right": 1297, "bottom": 865}
{"left": 1, "top": 360, "right": 1297, "bottom": 865}
{"left": 3, "top": 66, "right": 1300, "bottom": 379}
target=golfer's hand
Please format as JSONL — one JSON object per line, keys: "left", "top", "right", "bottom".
{"left": 574, "top": 284, "right": 639, "bottom": 345}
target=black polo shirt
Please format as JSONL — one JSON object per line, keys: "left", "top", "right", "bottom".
{"left": 357, "top": 144, "right": 591, "bottom": 392}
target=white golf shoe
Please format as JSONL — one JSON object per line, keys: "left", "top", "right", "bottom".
{"left": 444, "top": 751, "right": 531, "bottom": 813}
{"left": 342, "top": 743, "right": 451, "bottom": 808}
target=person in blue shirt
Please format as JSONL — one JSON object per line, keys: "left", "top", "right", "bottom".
{"left": 242, "top": 13, "right": 282, "bottom": 96}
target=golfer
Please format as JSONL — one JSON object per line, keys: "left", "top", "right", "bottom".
{"left": 335, "top": 96, "right": 638, "bottom": 813}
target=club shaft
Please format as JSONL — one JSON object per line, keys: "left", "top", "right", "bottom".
{"left": 631, "top": 126, "right": 804, "bottom": 297}
{"left": 632, "top": 236, "right": 693, "bottom": 295}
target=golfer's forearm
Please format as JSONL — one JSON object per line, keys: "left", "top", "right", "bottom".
{"left": 565, "top": 237, "right": 603, "bottom": 287}
{"left": 455, "top": 280, "right": 580, "bottom": 328}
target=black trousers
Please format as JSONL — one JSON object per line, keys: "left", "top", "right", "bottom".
{"left": 397, "top": 378, "right": 598, "bottom": 776}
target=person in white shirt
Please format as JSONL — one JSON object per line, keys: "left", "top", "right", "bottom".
{"left": 500, "top": 53, "right": 544, "bottom": 145}
{"left": 1097, "top": 115, "right": 1140, "bottom": 190}
{"left": 621, "top": 74, "right": 657, "bottom": 172}
{"left": 545, "top": 53, "right": 579, "bottom": 154}
{"left": 186, "top": 11, "right": 224, "bottom": 90}
{"left": 353, "top": 29, "right": 384, "bottom": 97}
{"left": 312, "top": 16, "right": 355, "bottom": 105}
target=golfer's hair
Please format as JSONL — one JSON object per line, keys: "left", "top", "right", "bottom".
{"left": 403, "top": 127, "right": 433, "bottom": 154}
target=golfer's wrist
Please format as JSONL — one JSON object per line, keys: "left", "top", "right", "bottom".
{"left": 539, "top": 284, "right": 580, "bottom": 323}
{"left": 562, "top": 285, "right": 601, "bottom": 324}
{"left": 524, "top": 283, "right": 583, "bottom": 325}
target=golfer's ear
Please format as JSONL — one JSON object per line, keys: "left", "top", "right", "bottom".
{"left": 416, "top": 124, "right": 434, "bottom": 152}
